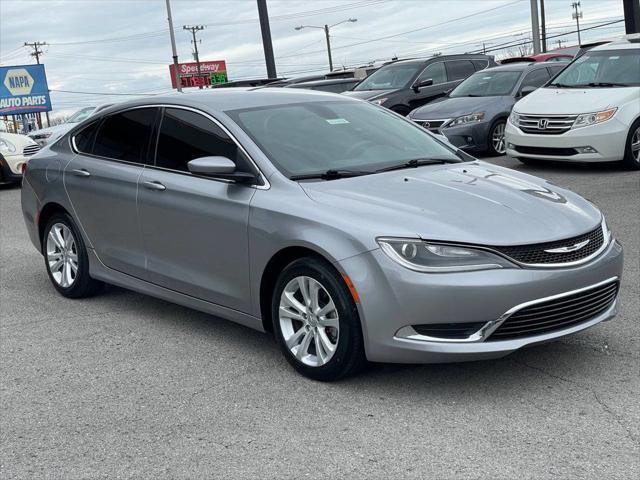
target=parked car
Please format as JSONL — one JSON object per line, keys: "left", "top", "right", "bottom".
{"left": 0, "top": 131, "right": 40, "bottom": 185}
{"left": 506, "top": 37, "right": 640, "bottom": 169}
{"left": 29, "top": 104, "right": 112, "bottom": 146}
{"left": 22, "top": 89, "right": 622, "bottom": 380}
{"left": 267, "top": 67, "right": 377, "bottom": 87}
{"left": 501, "top": 52, "right": 573, "bottom": 64}
{"left": 408, "top": 62, "right": 566, "bottom": 155}
{"left": 343, "top": 54, "right": 496, "bottom": 115}
{"left": 285, "top": 77, "right": 361, "bottom": 93}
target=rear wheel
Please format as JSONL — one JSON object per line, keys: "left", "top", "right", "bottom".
{"left": 622, "top": 120, "right": 640, "bottom": 170}
{"left": 487, "top": 120, "right": 507, "bottom": 156}
{"left": 43, "top": 213, "right": 104, "bottom": 298}
{"left": 272, "top": 257, "right": 366, "bottom": 381}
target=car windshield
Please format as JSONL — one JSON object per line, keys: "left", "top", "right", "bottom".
{"left": 226, "top": 101, "right": 462, "bottom": 178}
{"left": 353, "top": 63, "right": 420, "bottom": 91}
{"left": 66, "top": 107, "right": 96, "bottom": 123}
{"left": 450, "top": 70, "right": 522, "bottom": 97}
{"left": 548, "top": 48, "right": 640, "bottom": 87}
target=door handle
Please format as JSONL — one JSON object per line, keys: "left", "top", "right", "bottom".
{"left": 143, "top": 180, "right": 166, "bottom": 191}
{"left": 72, "top": 168, "right": 91, "bottom": 177}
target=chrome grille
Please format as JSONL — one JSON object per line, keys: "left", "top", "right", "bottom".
{"left": 493, "top": 225, "right": 604, "bottom": 266}
{"left": 487, "top": 280, "right": 618, "bottom": 341}
{"left": 517, "top": 114, "right": 577, "bottom": 135}
{"left": 414, "top": 119, "right": 448, "bottom": 132}
{"left": 22, "top": 144, "right": 41, "bottom": 156}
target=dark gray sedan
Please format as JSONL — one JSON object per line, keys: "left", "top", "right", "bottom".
{"left": 408, "top": 62, "right": 566, "bottom": 155}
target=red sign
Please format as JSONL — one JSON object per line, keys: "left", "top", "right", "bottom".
{"left": 169, "top": 60, "right": 228, "bottom": 89}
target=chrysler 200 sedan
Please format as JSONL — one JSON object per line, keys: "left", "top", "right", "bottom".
{"left": 21, "top": 89, "right": 623, "bottom": 381}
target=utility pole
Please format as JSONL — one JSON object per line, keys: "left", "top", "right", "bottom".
{"left": 571, "top": 1, "right": 583, "bottom": 46}
{"left": 623, "top": 0, "right": 640, "bottom": 33}
{"left": 24, "top": 41, "right": 48, "bottom": 128}
{"left": 165, "top": 0, "right": 182, "bottom": 92}
{"left": 556, "top": 39, "right": 565, "bottom": 49}
{"left": 257, "top": 0, "right": 277, "bottom": 79}
{"left": 183, "top": 25, "right": 205, "bottom": 89}
{"left": 295, "top": 18, "right": 357, "bottom": 72}
{"left": 539, "top": 0, "right": 547, "bottom": 52}
{"left": 529, "top": 0, "right": 541, "bottom": 54}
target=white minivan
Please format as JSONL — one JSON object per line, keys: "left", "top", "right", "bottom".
{"left": 505, "top": 35, "right": 640, "bottom": 170}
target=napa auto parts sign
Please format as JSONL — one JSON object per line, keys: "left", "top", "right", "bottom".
{"left": 0, "top": 64, "right": 52, "bottom": 115}
{"left": 169, "top": 60, "right": 228, "bottom": 89}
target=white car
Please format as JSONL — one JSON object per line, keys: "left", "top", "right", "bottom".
{"left": 0, "top": 132, "right": 40, "bottom": 185}
{"left": 505, "top": 35, "right": 640, "bottom": 170}
{"left": 29, "top": 104, "right": 111, "bottom": 146}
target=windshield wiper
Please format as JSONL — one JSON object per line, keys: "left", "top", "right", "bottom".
{"left": 290, "top": 169, "right": 372, "bottom": 181}
{"left": 583, "top": 82, "right": 628, "bottom": 88}
{"left": 374, "top": 157, "right": 457, "bottom": 173}
{"left": 549, "top": 82, "right": 582, "bottom": 88}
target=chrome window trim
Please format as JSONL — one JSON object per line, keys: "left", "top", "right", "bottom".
{"left": 395, "top": 275, "right": 619, "bottom": 344}
{"left": 70, "top": 103, "right": 270, "bottom": 190}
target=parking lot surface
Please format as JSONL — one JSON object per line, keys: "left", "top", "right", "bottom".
{"left": 1, "top": 156, "right": 638, "bottom": 479}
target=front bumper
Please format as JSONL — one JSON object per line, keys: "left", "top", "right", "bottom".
{"left": 339, "top": 239, "right": 623, "bottom": 363}
{"left": 505, "top": 118, "right": 628, "bottom": 162}
{"left": 0, "top": 153, "right": 26, "bottom": 184}
{"left": 413, "top": 118, "right": 491, "bottom": 152}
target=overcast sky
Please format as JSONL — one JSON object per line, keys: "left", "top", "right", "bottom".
{"left": 0, "top": 0, "right": 626, "bottom": 117}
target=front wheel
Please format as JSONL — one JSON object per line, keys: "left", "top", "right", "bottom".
{"left": 487, "top": 120, "right": 507, "bottom": 156}
{"left": 622, "top": 120, "right": 640, "bottom": 170}
{"left": 272, "top": 257, "right": 366, "bottom": 381}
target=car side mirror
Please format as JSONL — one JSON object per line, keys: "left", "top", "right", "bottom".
{"left": 519, "top": 85, "right": 537, "bottom": 97}
{"left": 412, "top": 78, "right": 434, "bottom": 92}
{"left": 187, "top": 156, "right": 257, "bottom": 183}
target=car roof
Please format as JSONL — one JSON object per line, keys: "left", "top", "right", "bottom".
{"left": 95, "top": 88, "right": 358, "bottom": 116}
{"left": 285, "top": 78, "right": 360, "bottom": 88}
{"left": 389, "top": 54, "right": 492, "bottom": 66}
{"left": 477, "top": 62, "right": 555, "bottom": 73}
{"left": 592, "top": 34, "right": 640, "bottom": 51}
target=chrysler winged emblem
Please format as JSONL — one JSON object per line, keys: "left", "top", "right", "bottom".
{"left": 544, "top": 239, "right": 590, "bottom": 254}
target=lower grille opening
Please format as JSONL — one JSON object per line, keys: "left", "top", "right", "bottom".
{"left": 487, "top": 280, "right": 618, "bottom": 341}
{"left": 413, "top": 322, "right": 486, "bottom": 339}
{"left": 514, "top": 145, "right": 578, "bottom": 156}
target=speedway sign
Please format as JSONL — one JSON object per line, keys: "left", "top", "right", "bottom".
{"left": 0, "top": 64, "right": 52, "bottom": 115}
{"left": 169, "top": 60, "right": 228, "bottom": 89}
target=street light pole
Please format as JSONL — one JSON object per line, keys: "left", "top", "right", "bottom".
{"left": 295, "top": 18, "right": 357, "bottom": 72}
{"left": 165, "top": 0, "right": 182, "bottom": 92}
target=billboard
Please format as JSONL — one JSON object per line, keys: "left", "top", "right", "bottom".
{"left": 169, "top": 60, "right": 228, "bottom": 89}
{"left": 0, "top": 64, "right": 52, "bottom": 115}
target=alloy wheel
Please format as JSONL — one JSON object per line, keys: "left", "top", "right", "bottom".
{"left": 492, "top": 122, "right": 506, "bottom": 154}
{"left": 46, "top": 223, "right": 78, "bottom": 288}
{"left": 632, "top": 127, "right": 640, "bottom": 164}
{"left": 279, "top": 276, "right": 339, "bottom": 367}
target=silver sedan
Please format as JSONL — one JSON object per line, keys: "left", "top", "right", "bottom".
{"left": 21, "top": 89, "right": 623, "bottom": 380}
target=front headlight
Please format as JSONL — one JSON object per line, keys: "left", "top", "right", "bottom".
{"left": 446, "top": 112, "right": 485, "bottom": 127}
{"left": 573, "top": 108, "right": 617, "bottom": 129}
{"left": 377, "top": 237, "right": 515, "bottom": 272}
{"left": 508, "top": 111, "right": 520, "bottom": 125}
{"left": 370, "top": 97, "right": 388, "bottom": 106}
{"left": 0, "top": 138, "right": 16, "bottom": 153}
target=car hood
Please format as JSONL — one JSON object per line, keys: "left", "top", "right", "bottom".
{"left": 410, "top": 96, "right": 505, "bottom": 119}
{"left": 31, "top": 123, "right": 74, "bottom": 137}
{"left": 0, "top": 131, "right": 38, "bottom": 149}
{"left": 300, "top": 161, "right": 601, "bottom": 246}
{"left": 342, "top": 89, "right": 396, "bottom": 101}
{"left": 514, "top": 86, "right": 640, "bottom": 114}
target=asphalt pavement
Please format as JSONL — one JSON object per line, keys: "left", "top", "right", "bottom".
{"left": 1, "top": 156, "right": 638, "bottom": 479}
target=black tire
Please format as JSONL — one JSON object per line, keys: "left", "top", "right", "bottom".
{"left": 271, "top": 257, "right": 366, "bottom": 381}
{"left": 389, "top": 105, "right": 410, "bottom": 116}
{"left": 43, "top": 213, "right": 104, "bottom": 298}
{"left": 486, "top": 119, "right": 507, "bottom": 156}
{"left": 622, "top": 119, "right": 640, "bottom": 171}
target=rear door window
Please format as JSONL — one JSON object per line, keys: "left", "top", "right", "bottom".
{"left": 92, "top": 108, "right": 158, "bottom": 163}
{"left": 73, "top": 121, "right": 100, "bottom": 154}
{"left": 472, "top": 59, "right": 489, "bottom": 71}
{"left": 446, "top": 60, "right": 475, "bottom": 81}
